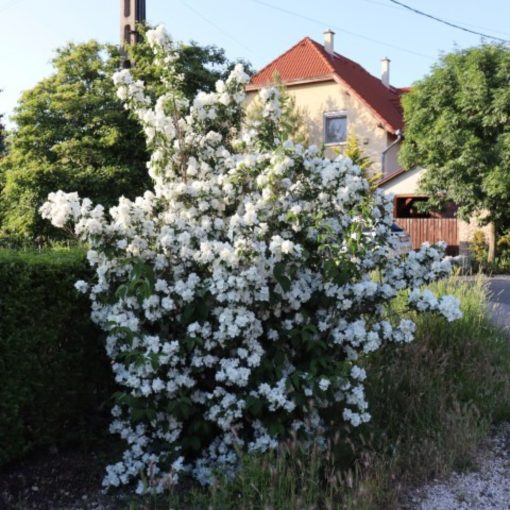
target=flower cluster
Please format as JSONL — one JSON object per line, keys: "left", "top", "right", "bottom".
{"left": 41, "top": 26, "right": 461, "bottom": 494}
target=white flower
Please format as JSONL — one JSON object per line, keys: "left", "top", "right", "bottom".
{"left": 351, "top": 366, "right": 366, "bottom": 381}
{"left": 74, "top": 280, "right": 89, "bottom": 294}
{"left": 318, "top": 378, "right": 330, "bottom": 391}
{"left": 438, "top": 295, "right": 463, "bottom": 322}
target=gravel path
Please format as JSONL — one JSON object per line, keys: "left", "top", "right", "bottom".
{"left": 404, "top": 276, "right": 510, "bottom": 510}
{"left": 404, "top": 424, "right": 510, "bottom": 510}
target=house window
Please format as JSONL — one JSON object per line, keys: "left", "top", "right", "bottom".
{"left": 124, "top": 0, "right": 131, "bottom": 17}
{"left": 324, "top": 112, "right": 347, "bottom": 145}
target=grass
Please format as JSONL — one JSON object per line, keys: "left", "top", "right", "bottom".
{"left": 0, "top": 246, "right": 86, "bottom": 265}
{"left": 128, "top": 275, "right": 510, "bottom": 509}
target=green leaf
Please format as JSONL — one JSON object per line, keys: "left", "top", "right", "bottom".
{"left": 273, "top": 262, "right": 291, "bottom": 292}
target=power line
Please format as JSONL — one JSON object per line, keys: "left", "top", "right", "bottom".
{"left": 247, "top": 0, "right": 434, "bottom": 59}
{"left": 386, "top": 0, "right": 510, "bottom": 43}
{"left": 362, "top": 0, "right": 510, "bottom": 35}
{"left": 179, "top": 0, "right": 254, "bottom": 54}
{"left": 360, "top": 0, "right": 510, "bottom": 37}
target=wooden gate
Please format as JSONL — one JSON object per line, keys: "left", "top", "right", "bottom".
{"left": 395, "top": 218, "right": 459, "bottom": 255}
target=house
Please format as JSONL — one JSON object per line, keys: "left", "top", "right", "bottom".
{"left": 246, "top": 31, "right": 485, "bottom": 256}
{"left": 377, "top": 166, "right": 489, "bottom": 256}
{"left": 245, "top": 30, "right": 406, "bottom": 177}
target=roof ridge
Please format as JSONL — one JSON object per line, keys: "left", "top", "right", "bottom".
{"left": 315, "top": 41, "right": 405, "bottom": 102}
{"left": 306, "top": 38, "right": 337, "bottom": 74}
{"left": 309, "top": 41, "right": 400, "bottom": 132}
{"left": 327, "top": 45, "right": 405, "bottom": 126}
{"left": 309, "top": 37, "right": 380, "bottom": 81}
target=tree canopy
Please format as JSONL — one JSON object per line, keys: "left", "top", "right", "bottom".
{"left": 127, "top": 24, "right": 254, "bottom": 102}
{"left": 0, "top": 28, "right": 252, "bottom": 241}
{"left": 0, "top": 41, "right": 148, "bottom": 240}
{"left": 399, "top": 44, "right": 510, "bottom": 258}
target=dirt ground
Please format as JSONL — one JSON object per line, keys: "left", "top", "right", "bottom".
{"left": 0, "top": 444, "right": 129, "bottom": 510}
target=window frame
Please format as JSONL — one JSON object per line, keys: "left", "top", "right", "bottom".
{"left": 323, "top": 111, "right": 348, "bottom": 146}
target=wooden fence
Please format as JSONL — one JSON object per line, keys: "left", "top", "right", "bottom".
{"left": 395, "top": 218, "right": 459, "bottom": 254}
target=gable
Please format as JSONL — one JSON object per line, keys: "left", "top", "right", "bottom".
{"left": 378, "top": 167, "right": 426, "bottom": 195}
{"left": 247, "top": 37, "right": 405, "bottom": 134}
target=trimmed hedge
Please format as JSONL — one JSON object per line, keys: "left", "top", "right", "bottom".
{"left": 0, "top": 248, "right": 113, "bottom": 466}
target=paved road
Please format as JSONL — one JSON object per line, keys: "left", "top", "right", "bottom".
{"left": 486, "top": 276, "right": 510, "bottom": 332}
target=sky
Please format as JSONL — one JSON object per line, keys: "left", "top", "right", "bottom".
{"left": 1, "top": 0, "right": 510, "bottom": 126}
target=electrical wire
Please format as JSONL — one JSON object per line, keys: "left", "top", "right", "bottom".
{"left": 360, "top": 0, "right": 510, "bottom": 37}
{"left": 246, "top": 0, "right": 434, "bottom": 59}
{"left": 386, "top": 0, "right": 510, "bottom": 43}
{"left": 179, "top": 0, "right": 254, "bottom": 54}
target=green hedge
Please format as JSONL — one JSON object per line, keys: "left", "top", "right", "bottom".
{"left": 0, "top": 248, "right": 113, "bottom": 466}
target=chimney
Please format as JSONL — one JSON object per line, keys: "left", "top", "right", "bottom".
{"left": 381, "top": 57, "right": 390, "bottom": 88}
{"left": 323, "top": 29, "right": 335, "bottom": 56}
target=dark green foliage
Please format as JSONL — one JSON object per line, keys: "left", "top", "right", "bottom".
{"left": 0, "top": 89, "right": 5, "bottom": 155}
{"left": 0, "top": 41, "right": 150, "bottom": 240}
{"left": 0, "top": 248, "right": 113, "bottom": 466}
{"left": 1, "top": 162, "right": 149, "bottom": 242}
{"left": 127, "top": 24, "right": 254, "bottom": 102}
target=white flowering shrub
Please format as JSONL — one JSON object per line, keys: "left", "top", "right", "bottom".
{"left": 40, "top": 26, "right": 462, "bottom": 494}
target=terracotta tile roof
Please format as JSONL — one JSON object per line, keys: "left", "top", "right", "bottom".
{"left": 247, "top": 37, "right": 407, "bottom": 134}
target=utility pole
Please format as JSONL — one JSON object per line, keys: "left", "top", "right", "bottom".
{"left": 120, "top": 0, "right": 146, "bottom": 67}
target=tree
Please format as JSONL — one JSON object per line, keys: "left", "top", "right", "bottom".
{"left": 344, "top": 133, "right": 372, "bottom": 173}
{"left": 0, "top": 121, "right": 5, "bottom": 156}
{"left": 399, "top": 44, "right": 510, "bottom": 262}
{"left": 0, "top": 41, "right": 149, "bottom": 240}
{"left": 0, "top": 30, "right": 253, "bottom": 241}
{"left": 343, "top": 133, "right": 380, "bottom": 189}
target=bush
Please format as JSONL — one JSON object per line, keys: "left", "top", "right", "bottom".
{"left": 0, "top": 248, "right": 113, "bottom": 466}
{"left": 470, "top": 230, "right": 488, "bottom": 267}
{"left": 136, "top": 276, "right": 510, "bottom": 509}
{"left": 41, "top": 26, "right": 461, "bottom": 494}
{"left": 469, "top": 230, "right": 510, "bottom": 274}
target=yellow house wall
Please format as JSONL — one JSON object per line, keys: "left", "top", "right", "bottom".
{"left": 246, "top": 80, "right": 393, "bottom": 175}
